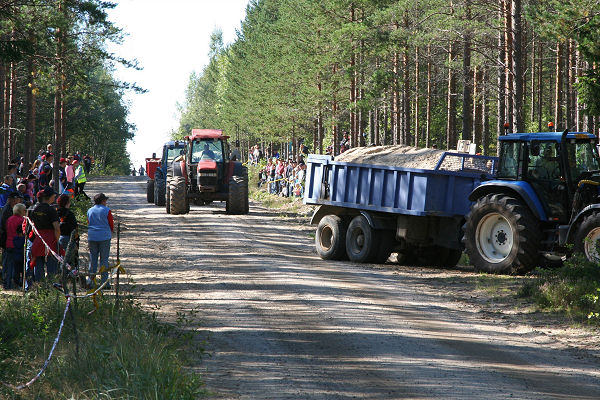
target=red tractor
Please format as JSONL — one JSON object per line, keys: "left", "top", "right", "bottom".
{"left": 167, "top": 129, "right": 249, "bottom": 215}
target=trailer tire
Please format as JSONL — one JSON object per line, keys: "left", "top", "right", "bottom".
{"left": 442, "top": 248, "right": 463, "bottom": 268}
{"left": 346, "top": 215, "right": 379, "bottom": 263}
{"left": 154, "top": 170, "right": 166, "bottom": 206}
{"left": 169, "top": 176, "right": 187, "bottom": 215}
{"left": 463, "top": 194, "right": 540, "bottom": 274}
{"left": 146, "top": 179, "right": 154, "bottom": 203}
{"left": 315, "top": 215, "right": 348, "bottom": 260}
{"left": 574, "top": 212, "right": 600, "bottom": 263}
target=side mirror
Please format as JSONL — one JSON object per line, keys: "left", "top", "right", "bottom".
{"left": 530, "top": 141, "right": 540, "bottom": 156}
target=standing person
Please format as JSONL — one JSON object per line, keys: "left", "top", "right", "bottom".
{"left": 87, "top": 193, "right": 113, "bottom": 287}
{"left": 4, "top": 203, "right": 26, "bottom": 289}
{"left": 138, "top": 165, "right": 145, "bottom": 176}
{"left": 57, "top": 194, "right": 78, "bottom": 258}
{"left": 58, "top": 158, "right": 68, "bottom": 193}
{"left": 83, "top": 154, "right": 92, "bottom": 175}
{"left": 0, "top": 176, "right": 15, "bottom": 208}
{"left": 65, "top": 157, "right": 74, "bottom": 189}
{"left": 29, "top": 187, "right": 60, "bottom": 281}
{"left": 73, "top": 157, "right": 89, "bottom": 199}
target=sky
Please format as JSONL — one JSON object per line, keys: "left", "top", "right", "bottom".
{"left": 107, "top": 0, "right": 250, "bottom": 169}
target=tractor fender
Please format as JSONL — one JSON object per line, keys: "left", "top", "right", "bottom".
{"left": 226, "top": 161, "right": 243, "bottom": 181}
{"left": 468, "top": 180, "right": 547, "bottom": 221}
{"left": 171, "top": 158, "right": 188, "bottom": 183}
{"left": 565, "top": 204, "right": 600, "bottom": 244}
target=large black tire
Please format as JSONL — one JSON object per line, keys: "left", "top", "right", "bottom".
{"left": 226, "top": 173, "right": 248, "bottom": 215}
{"left": 315, "top": 215, "right": 348, "bottom": 260}
{"left": 463, "top": 194, "right": 541, "bottom": 274}
{"left": 442, "top": 248, "right": 463, "bottom": 268}
{"left": 573, "top": 212, "right": 600, "bottom": 262}
{"left": 154, "top": 170, "right": 166, "bottom": 206}
{"left": 169, "top": 176, "right": 187, "bottom": 215}
{"left": 374, "top": 230, "right": 396, "bottom": 264}
{"left": 146, "top": 179, "right": 154, "bottom": 203}
{"left": 345, "top": 215, "right": 379, "bottom": 263}
{"left": 165, "top": 179, "right": 171, "bottom": 214}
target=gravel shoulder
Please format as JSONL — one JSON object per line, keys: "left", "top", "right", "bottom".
{"left": 91, "top": 176, "right": 600, "bottom": 400}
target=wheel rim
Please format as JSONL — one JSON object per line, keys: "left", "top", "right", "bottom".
{"left": 584, "top": 227, "right": 600, "bottom": 262}
{"left": 475, "top": 212, "right": 514, "bottom": 263}
{"left": 320, "top": 226, "right": 333, "bottom": 251}
{"left": 349, "top": 227, "right": 365, "bottom": 255}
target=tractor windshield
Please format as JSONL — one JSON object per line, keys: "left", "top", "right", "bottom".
{"left": 166, "top": 147, "right": 183, "bottom": 162}
{"left": 191, "top": 139, "right": 224, "bottom": 163}
{"left": 566, "top": 140, "right": 600, "bottom": 182}
{"left": 497, "top": 141, "right": 522, "bottom": 179}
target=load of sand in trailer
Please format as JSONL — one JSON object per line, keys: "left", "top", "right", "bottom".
{"left": 334, "top": 145, "right": 445, "bottom": 170}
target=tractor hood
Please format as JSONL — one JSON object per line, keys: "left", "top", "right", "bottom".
{"left": 197, "top": 160, "right": 217, "bottom": 171}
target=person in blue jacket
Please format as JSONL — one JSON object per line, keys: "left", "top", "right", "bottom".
{"left": 87, "top": 193, "right": 114, "bottom": 287}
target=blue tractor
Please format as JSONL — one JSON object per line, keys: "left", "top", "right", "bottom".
{"left": 150, "top": 141, "right": 185, "bottom": 207}
{"left": 463, "top": 131, "right": 600, "bottom": 273}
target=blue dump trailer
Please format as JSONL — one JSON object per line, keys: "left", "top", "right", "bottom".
{"left": 304, "top": 152, "right": 498, "bottom": 267}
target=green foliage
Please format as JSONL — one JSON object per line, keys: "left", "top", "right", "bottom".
{"left": 520, "top": 255, "right": 600, "bottom": 322}
{"left": 0, "top": 284, "right": 205, "bottom": 399}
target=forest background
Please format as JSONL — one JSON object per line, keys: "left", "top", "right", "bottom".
{"left": 0, "top": 0, "right": 137, "bottom": 178}
{"left": 177, "top": 0, "right": 600, "bottom": 161}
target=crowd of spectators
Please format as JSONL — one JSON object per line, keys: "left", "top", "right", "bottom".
{"left": 258, "top": 158, "right": 307, "bottom": 198}
{"left": 0, "top": 144, "right": 108, "bottom": 291}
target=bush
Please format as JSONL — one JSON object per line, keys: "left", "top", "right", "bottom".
{"left": 521, "top": 255, "right": 600, "bottom": 322}
{"left": 0, "top": 284, "right": 205, "bottom": 399}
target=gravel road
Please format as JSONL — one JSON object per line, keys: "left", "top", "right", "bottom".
{"left": 92, "top": 176, "right": 600, "bottom": 399}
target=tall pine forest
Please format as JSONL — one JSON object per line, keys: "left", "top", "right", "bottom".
{"left": 177, "top": 0, "right": 600, "bottom": 159}
{"left": 0, "top": 0, "right": 137, "bottom": 176}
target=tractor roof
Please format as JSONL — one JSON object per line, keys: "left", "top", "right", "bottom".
{"left": 186, "top": 129, "right": 229, "bottom": 141}
{"left": 165, "top": 140, "right": 185, "bottom": 148}
{"left": 498, "top": 132, "right": 596, "bottom": 142}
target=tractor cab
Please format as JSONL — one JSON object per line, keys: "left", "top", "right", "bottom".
{"left": 184, "top": 129, "right": 231, "bottom": 193}
{"left": 497, "top": 131, "right": 600, "bottom": 223}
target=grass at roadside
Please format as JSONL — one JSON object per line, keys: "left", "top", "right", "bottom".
{"left": 519, "top": 255, "right": 600, "bottom": 323}
{"left": 0, "top": 284, "right": 205, "bottom": 399}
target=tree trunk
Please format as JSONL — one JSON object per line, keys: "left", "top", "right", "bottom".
{"left": 0, "top": 63, "right": 4, "bottom": 176}
{"left": 392, "top": 49, "right": 400, "bottom": 144}
{"left": 567, "top": 39, "right": 576, "bottom": 130}
{"left": 554, "top": 42, "right": 563, "bottom": 130}
{"left": 426, "top": 44, "right": 432, "bottom": 148}
{"left": 497, "top": 0, "right": 505, "bottom": 142}
{"left": 530, "top": 37, "right": 536, "bottom": 124}
{"left": 446, "top": 42, "right": 457, "bottom": 150}
{"left": 414, "top": 46, "right": 420, "bottom": 147}
{"left": 3, "top": 63, "right": 10, "bottom": 175}
{"left": 504, "top": 0, "right": 514, "bottom": 132}
{"left": 537, "top": 39, "right": 543, "bottom": 131}
{"left": 462, "top": 0, "right": 472, "bottom": 141}
{"left": 402, "top": 38, "right": 410, "bottom": 146}
{"left": 473, "top": 67, "right": 483, "bottom": 152}
{"left": 482, "top": 69, "right": 490, "bottom": 155}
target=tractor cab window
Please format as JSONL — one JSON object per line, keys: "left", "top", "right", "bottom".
{"left": 497, "top": 141, "right": 522, "bottom": 179}
{"left": 166, "top": 147, "right": 183, "bottom": 163}
{"left": 566, "top": 140, "right": 600, "bottom": 183}
{"left": 527, "top": 142, "right": 560, "bottom": 181}
{"left": 191, "top": 139, "right": 224, "bottom": 163}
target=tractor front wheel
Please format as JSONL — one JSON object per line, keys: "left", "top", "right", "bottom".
{"left": 165, "top": 178, "right": 171, "bottom": 214}
{"left": 226, "top": 173, "right": 248, "bottom": 215}
{"left": 574, "top": 212, "right": 600, "bottom": 263}
{"left": 154, "top": 170, "right": 166, "bottom": 206}
{"left": 463, "top": 194, "right": 540, "bottom": 274}
{"left": 146, "top": 179, "right": 154, "bottom": 203}
{"left": 169, "top": 176, "right": 188, "bottom": 215}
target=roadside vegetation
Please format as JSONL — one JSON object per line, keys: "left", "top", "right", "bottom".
{"left": 247, "top": 164, "right": 310, "bottom": 214}
{"left": 520, "top": 256, "right": 600, "bottom": 323}
{"left": 0, "top": 284, "right": 205, "bottom": 399}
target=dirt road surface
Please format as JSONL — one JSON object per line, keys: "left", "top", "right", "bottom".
{"left": 92, "top": 176, "right": 600, "bottom": 399}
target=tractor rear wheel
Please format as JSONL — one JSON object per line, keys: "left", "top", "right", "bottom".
{"left": 226, "top": 174, "right": 248, "bottom": 215}
{"left": 169, "top": 176, "right": 187, "bottom": 215}
{"left": 574, "top": 212, "right": 600, "bottom": 263}
{"left": 463, "top": 194, "right": 540, "bottom": 274}
{"left": 315, "top": 215, "right": 348, "bottom": 260}
{"left": 146, "top": 179, "right": 154, "bottom": 203}
{"left": 154, "top": 171, "right": 166, "bottom": 206}
{"left": 345, "top": 215, "right": 379, "bottom": 263}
